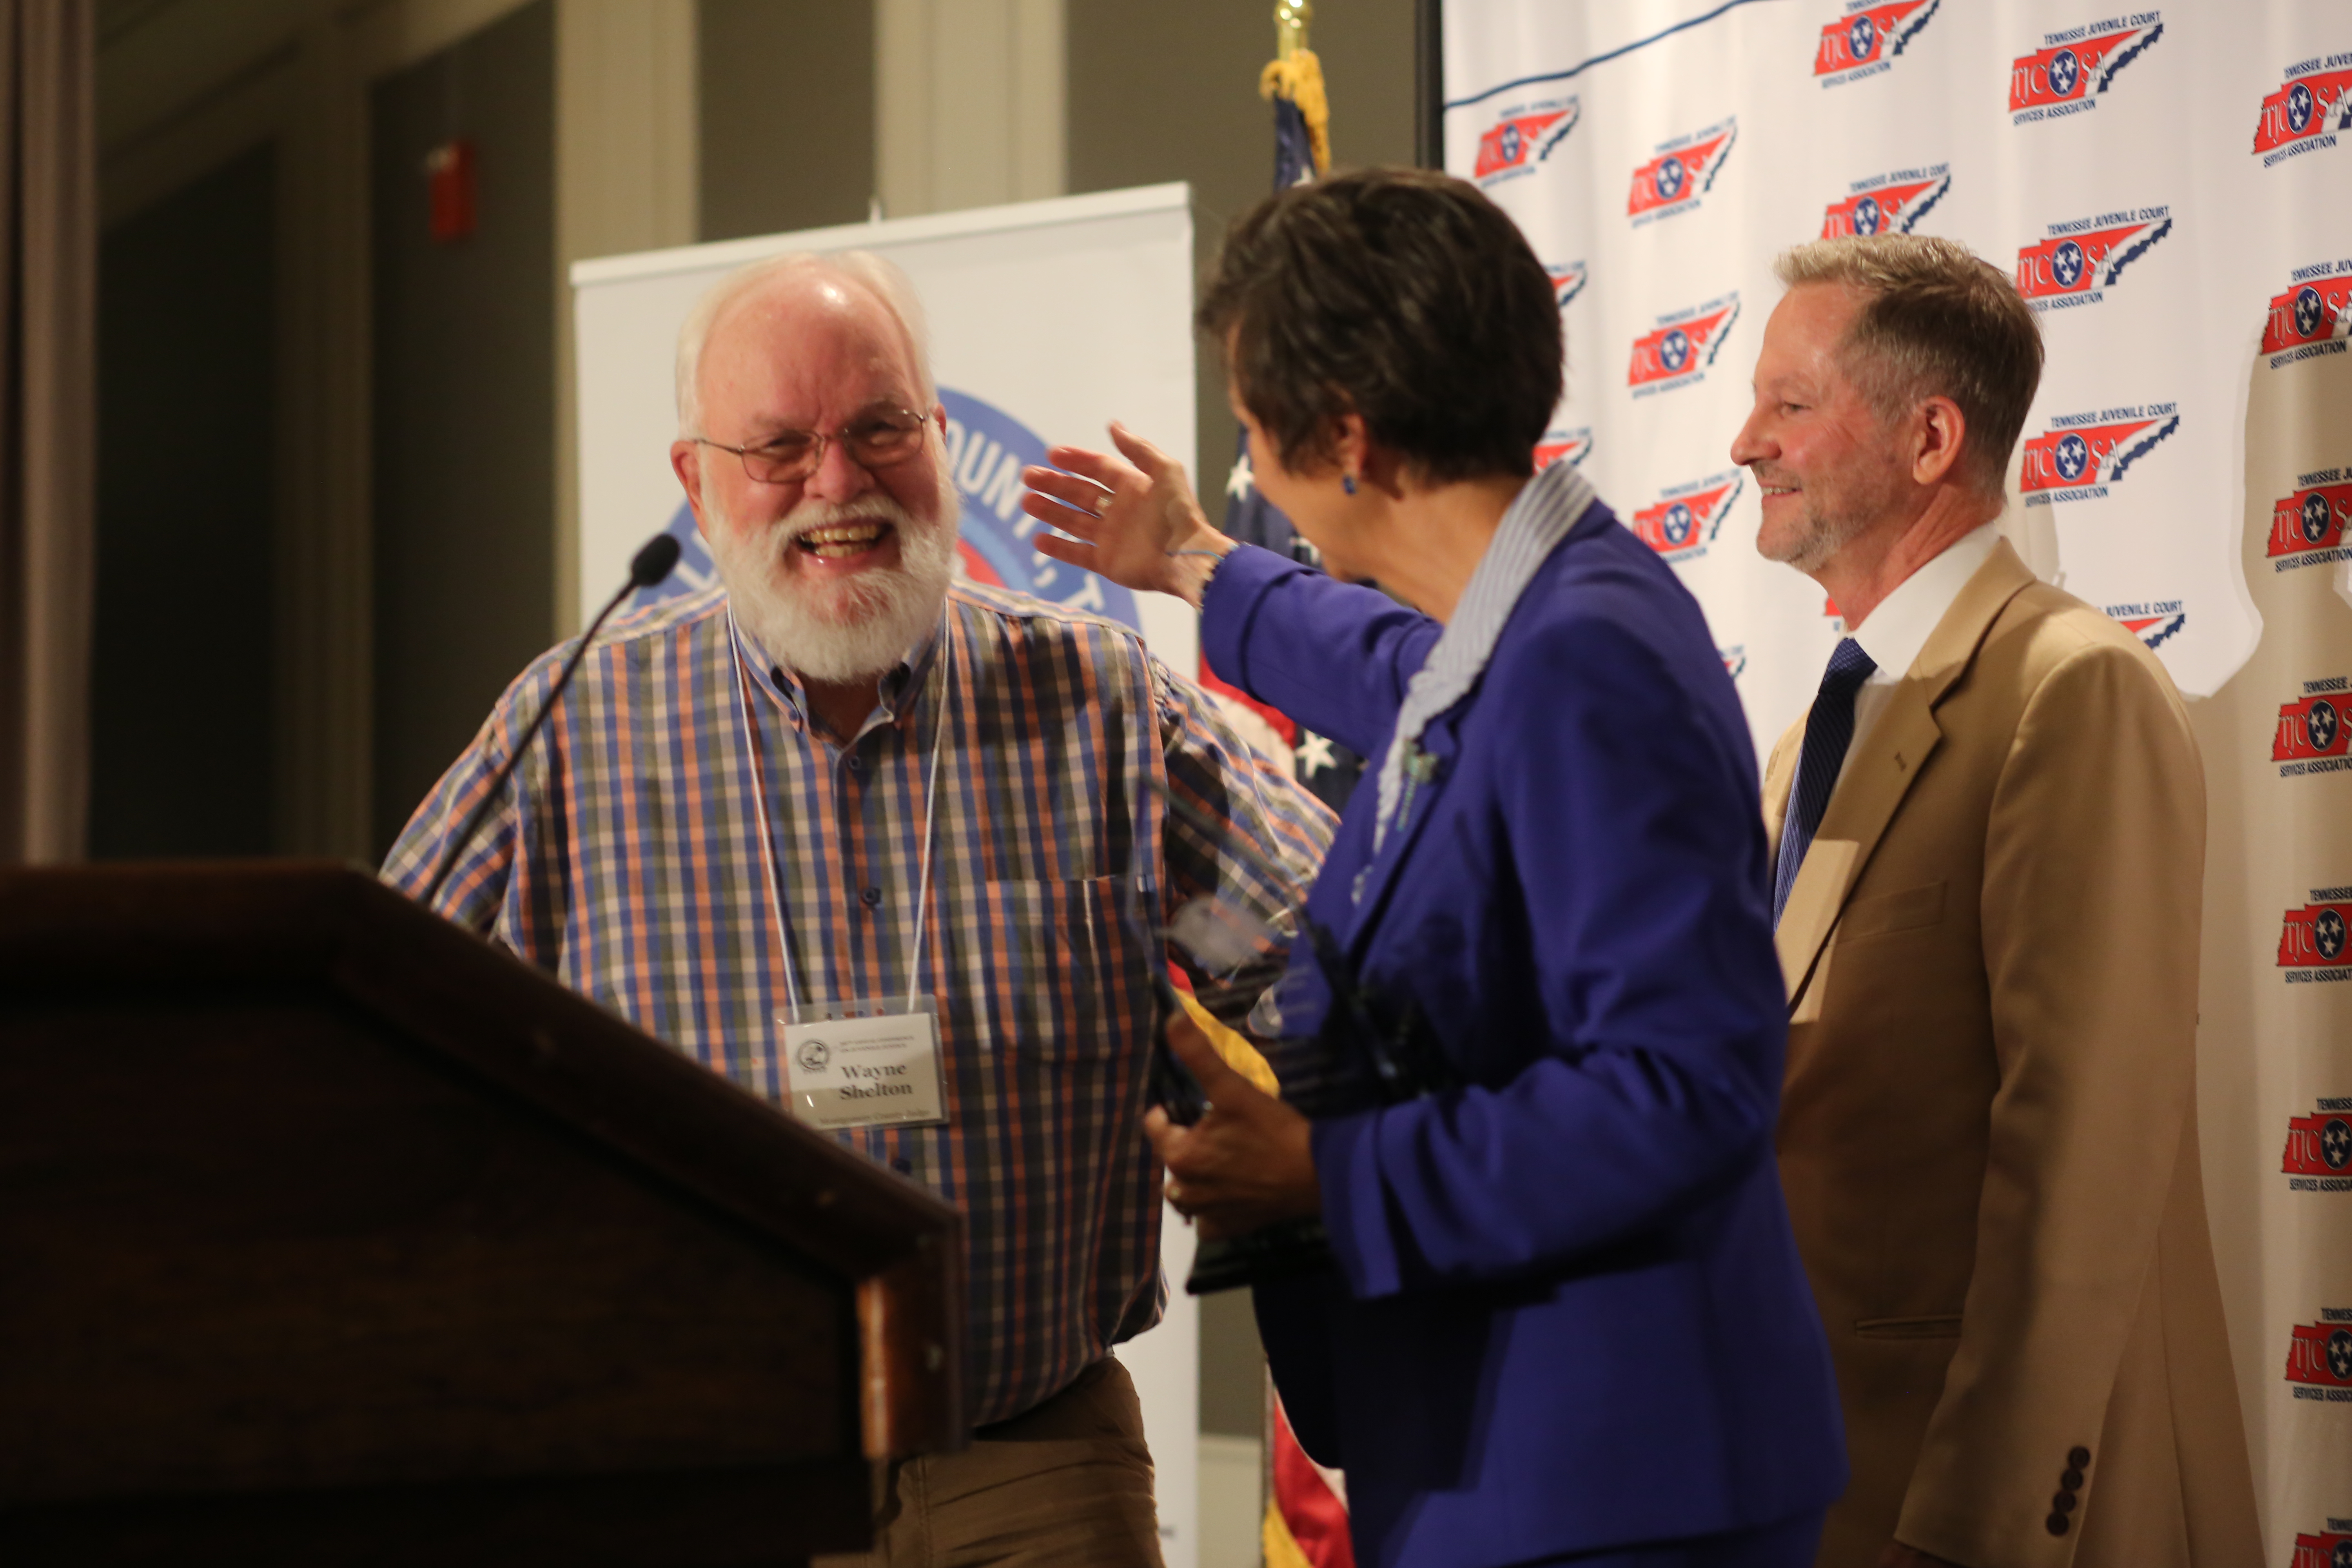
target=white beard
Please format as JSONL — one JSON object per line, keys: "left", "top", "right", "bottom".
{"left": 706, "top": 472, "right": 959, "bottom": 684}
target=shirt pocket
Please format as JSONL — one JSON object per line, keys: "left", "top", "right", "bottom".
{"left": 955, "top": 875, "right": 1143, "bottom": 1062}
{"left": 1852, "top": 1314, "right": 1964, "bottom": 1339}
{"left": 1836, "top": 880, "right": 1948, "bottom": 944}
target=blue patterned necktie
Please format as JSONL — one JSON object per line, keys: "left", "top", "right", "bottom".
{"left": 1773, "top": 638, "right": 1879, "bottom": 927}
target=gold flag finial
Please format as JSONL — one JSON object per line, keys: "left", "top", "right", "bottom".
{"left": 1275, "top": 0, "right": 1312, "bottom": 60}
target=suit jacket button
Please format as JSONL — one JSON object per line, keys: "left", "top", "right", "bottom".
{"left": 2047, "top": 1513, "right": 2071, "bottom": 1537}
{"left": 2067, "top": 1445, "right": 2091, "bottom": 1470}
{"left": 2052, "top": 1491, "right": 2077, "bottom": 1512}
{"left": 2061, "top": 1468, "right": 2084, "bottom": 1490}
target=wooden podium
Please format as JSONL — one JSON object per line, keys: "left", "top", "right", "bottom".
{"left": 0, "top": 864, "right": 964, "bottom": 1566}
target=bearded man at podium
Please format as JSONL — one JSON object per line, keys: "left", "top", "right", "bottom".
{"left": 385, "top": 249, "right": 1332, "bottom": 1568}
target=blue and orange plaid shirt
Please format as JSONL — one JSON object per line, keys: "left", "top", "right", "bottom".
{"left": 383, "top": 579, "right": 1333, "bottom": 1424}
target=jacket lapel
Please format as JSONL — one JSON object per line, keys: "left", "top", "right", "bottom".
{"left": 1343, "top": 717, "right": 1458, "bottom": 961}
{"left": 1776, "top": 540, "right": 2038, "bottom": 1008}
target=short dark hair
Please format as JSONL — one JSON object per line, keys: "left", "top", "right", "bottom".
{"left": 1198, "top": 168, "right": 1562, "bottom": 484}
{"left": 1773, "top": 235, "right": 2044, "bottom": 498}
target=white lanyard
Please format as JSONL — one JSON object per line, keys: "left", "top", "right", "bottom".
{"left": 727, "top": 606, "right": 948, "bottom": 1021}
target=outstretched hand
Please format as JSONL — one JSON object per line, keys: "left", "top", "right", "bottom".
{"left": 1144, "top": 1009, "right": 1320, "bottom": 1241}
{"left": 1022, "top": 422, "right": 1235, "bottom": 609}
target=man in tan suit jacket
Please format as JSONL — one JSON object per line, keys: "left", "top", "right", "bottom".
{"left": 1730, "top": 236, "right": 2260, "bottom": 1568}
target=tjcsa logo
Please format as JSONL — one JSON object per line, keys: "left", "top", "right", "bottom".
{"left": 1821, "top": 165, "right": 1949, "bottom": 237}
{"left": 1548, "top": 261, "right": 1588, "bottom": 311}
{"left": 1627, "top": 472, "right": 1743, "bottom": 564}
{"left": 2014, "top": 206, "right": 2172, "bottom": 311}
{"left": 2254, "top": 54, "right": 2352, "bottom": 166}
{"left": 2278, "top": 885, "right": 2352, "bottom": 982}
{"left": 2020, "top": 404, "right": 2180, "bottom": 505}
{"left": 1628, "top": 294, "right": 1740, "bottom": 398}
{"left": 2009, "top": 13, "right": 2163, "bottom": 124}
{"left": 2287, "top": 1523, "right": 2352, "bottom": 1568}
{"left": 2267, "top": 468, "right": 2352, "bottom": 572}
{"left": 1473, "top": 95, "right": 1579, "bottom": 186}
{"left": 2283, "top": 1096, "right": 2352, "bottom": 1187}
{"left": 1628, "top": 118, "right": 1736, "bottom": 225}
{"left": 2262, "top": 261, "right": 2352, "bottom": 365}
{"left": 2275, "top": 677, "right": 2351, "bottom": 776}
{"left": 2284, "top": 1309, "right": 2352, "bottom": 1398}
{"left": 1534, "top": 428, "right": 1591, "bottom": 471}
{"left": 2102, "top": 598, "right": 2185, "bottom": 652}
{"left": 1720, "top": 646, "right": 1748, "bottom": 681}
{"left": 1815, "top": 0, "right": 1940, "bottom": 87}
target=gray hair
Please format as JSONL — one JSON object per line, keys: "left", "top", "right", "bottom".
{"left": 673, "top": 249, "right": 936, "bottom": 438}
{"left": 1773, "top": 234, "right": 2042, "bottom": 498}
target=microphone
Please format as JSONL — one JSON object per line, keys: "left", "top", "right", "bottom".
{"left": 417, "top": 532, "right": 683, "bottom": 910}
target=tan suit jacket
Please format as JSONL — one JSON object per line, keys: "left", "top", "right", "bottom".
{"left": 1763, "top": 541, "right": 2259, "bottom": 1568}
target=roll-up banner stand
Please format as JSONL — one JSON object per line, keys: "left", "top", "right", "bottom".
{"left": 571, "top": 184, "right": 1202, "bottom": 1568}
{"left": 1439, "top": 1, "right": 2352, "bottom": 1552}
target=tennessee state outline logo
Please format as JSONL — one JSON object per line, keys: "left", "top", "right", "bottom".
{"left": 2283, "top": 1097, "right": 2352, "bottom": 1188}
{"left": 1628, "top": 294, "right": 1740, "bottom": 398}
{"left": 2268, "top": 468, "right": 2352, "bottom": 571}
{"left": 942, "top": 388, "right": 1139, "bottom": 628}
{"left": 1821, "top": 165, "right": 1950, "bottom": 238}
{"left": 2021, "top": 403, "right": 2180, "bottom": 504}
{"left": 2014, "top": 206, "right": 2172, "bottom": 311}
{"left": 1627, "top": 471, "right": 1743, "bottom": 564}
{"left": 1815, "top": 0, "right": 1939, "bottom": 87}
{"left": 2262, "top": 261, "right": 2352, "bottom": 366}
{"left": 2275, "top": 678, "right": 2351, "bottom": 775}
{"left": 2278, "top": 885, "right": 2352, "bottom": 980}
{"left": 1473, "top": 95, "right": 1579, "bottom": 187}
{"left": 1627, "top": 118, "right": 1736, "bottom": 226}
{"left": 2284, "top": 1310, "right": 2352, "bottom": 1396}
{"left": 2287, "top": 1525, "right": 2352, "bottom": 1568}
{"left": 2102, "top": 598, "right": 2185, "bottom": 651}
{"left": 2009, "top": 13, "right": 2163, "bottom": 124}
{"left": 1548, "top": 261, "right": 1588, "bottom": 311}
{"left": 1534, "top": 428, "right": 1592, "bottom": 472}
{"left": 2255, "top": 53, "right": 2352, "bottom": 165}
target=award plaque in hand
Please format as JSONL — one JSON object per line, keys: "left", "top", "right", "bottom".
{"left": 1177, "top": 920, "right": 1459, "bottom": 1296}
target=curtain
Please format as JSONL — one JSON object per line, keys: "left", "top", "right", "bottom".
{"left": 0, "top": 0, "right": 94, "bottom": 864}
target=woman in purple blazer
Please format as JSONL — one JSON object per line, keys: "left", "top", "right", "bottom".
{"left": 1022, "top": 169, "right": 1844, "bottom": 1568}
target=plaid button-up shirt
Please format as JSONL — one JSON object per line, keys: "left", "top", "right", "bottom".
{"left": 383, "top": 579, "right": 1332, "bottom": 1423}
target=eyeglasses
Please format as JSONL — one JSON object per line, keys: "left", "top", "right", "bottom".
{"left": 694, "top": 407, "right": 929, "bottom": 485}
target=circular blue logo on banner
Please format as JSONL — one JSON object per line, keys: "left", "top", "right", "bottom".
{"left": 1660, "top": 328, "right": 1691, "bottom": 373}
{"left": 2047, "top": 48, "right": 2080, "bottom": 98}
{"left": 1853, "top": 195, "right": 1882, "bottom": 235}
{"left": 2295, "top": 285, "right": 2326, "bottom": 340}
{"left": 1662, "top": 502, "right": 1695, "bottom": 545}
{"left": 2052, "top": 241, "right": 2085, "bottom": 290}
{"left": 2288, "top": 81, "right": 2314, "bottom": 134}
{"left": 1848, "top": 14, "right": 1877, "bottom": 60}
{"left": 940, "top": 387, "right": 1140, "bottom": 631}
{"left": 2309, "top": 699, "right": 2340, "bottom": 753}
{"left": 2055, "top": 433, "right": 2090, "bottom": 483}
{"left": 1653, "top": 156, "right": 1686, "bottom": 203}
{"left": 2304, "top": 490, "right": 2332, "bottom": 543}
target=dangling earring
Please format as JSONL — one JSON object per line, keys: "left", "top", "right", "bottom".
{"left": 1343, "top": 473, "right": 1358, "bottom": 496}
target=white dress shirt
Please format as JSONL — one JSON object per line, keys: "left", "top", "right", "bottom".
{"left": 1834, "top": 523, "right": 2002, "bottom": 790}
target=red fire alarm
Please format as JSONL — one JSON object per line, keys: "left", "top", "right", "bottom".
{"left": 425, "top": 139, "right": 477, "bottom": 243}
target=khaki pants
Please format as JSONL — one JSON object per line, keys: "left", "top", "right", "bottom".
{"left": 814, "top": 1357, "right": 1165, "bottom": 1568}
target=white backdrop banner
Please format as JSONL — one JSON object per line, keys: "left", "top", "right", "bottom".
{"left": 569, "top": 184, "right": 1204, "bottom": 1568}
{"left": 1443, "top": 0, "right": 2352, "bottom": 1557}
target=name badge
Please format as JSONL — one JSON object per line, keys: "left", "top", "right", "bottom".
{"left": 782, "top": 997, "right": 949, "bottom": 1131}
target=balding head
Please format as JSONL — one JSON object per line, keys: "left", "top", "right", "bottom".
{"left": 676, "top": 250, "right": 935, "bottom": 439}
